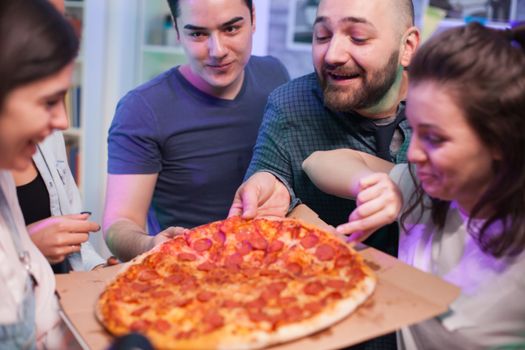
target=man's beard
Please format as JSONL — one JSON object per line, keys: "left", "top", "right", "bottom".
{"left": 318, "top": 50, "right": 400, "bottom": 113}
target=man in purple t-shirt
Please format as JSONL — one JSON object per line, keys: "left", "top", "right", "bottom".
{"left": 102, "top": 0, "right": 289, "bottom": 262}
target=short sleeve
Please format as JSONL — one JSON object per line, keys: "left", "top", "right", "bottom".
{"left": 107, "top": 92, "right": 162, "bottom": 174}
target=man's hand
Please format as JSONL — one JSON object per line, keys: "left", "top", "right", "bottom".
{"left": 228, "top": 172, "right": 290, "bottom": 219}
{"left": 27, "top": 213, "right": 100, "bottom": 264}
{"left": 335, "top": 173, "right": 402, "bottom": 243}
{"left": 151, "top": 226, "right": 189, "bottom": 248}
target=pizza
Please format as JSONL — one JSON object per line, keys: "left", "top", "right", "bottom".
{"left": 97, "top": 216, "right": 376, "bottom": 349}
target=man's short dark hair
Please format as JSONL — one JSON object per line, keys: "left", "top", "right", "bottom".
{"left": 168, "top": 0, "right": 253, "bottom": 21}
{"left": 401, "top": 0, "right": 415, "bottom": 27}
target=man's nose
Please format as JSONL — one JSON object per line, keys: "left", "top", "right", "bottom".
{"left": 209, "top": 32, "right": 227, "bottom": 59}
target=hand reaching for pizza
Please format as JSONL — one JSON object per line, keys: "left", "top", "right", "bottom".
{"left": 336, "top": 173, "right": 402, "bottom": 242}
{"left": 27, "top": 213, "right": 100, "bottom": 264}
{"left": 151, "top": 226, "right": 189, "bottom": 248}
{"left": 228, "top": 171, "right": 291, "bottom": 219}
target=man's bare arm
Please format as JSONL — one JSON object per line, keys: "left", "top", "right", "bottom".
{"left": 102, "top": 174, "right": 158, "bottom": 262}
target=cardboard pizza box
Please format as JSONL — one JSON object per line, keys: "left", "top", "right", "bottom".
{"left": 55, "top": 205, "right": 460, "bottom": 349}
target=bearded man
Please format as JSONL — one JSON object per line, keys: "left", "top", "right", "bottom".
{"left": 229, "top": 0, "right": 419, "bottom": 258}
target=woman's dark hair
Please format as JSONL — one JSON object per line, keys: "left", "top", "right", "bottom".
{"left": 166, "top": 0, "right": 253, "bottom": 36}
{"left": 403, "top": 22, "right": 525, "bottom": 258}
{"left": 0, "top": 0, "right": 79, "bottom": 109}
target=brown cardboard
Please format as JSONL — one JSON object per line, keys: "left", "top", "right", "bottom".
{"left": 56, "top": 205, "right": 460, "bottom": 349}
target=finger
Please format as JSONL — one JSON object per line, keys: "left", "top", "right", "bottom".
{"left": 106, "top": 256, "right": 119, "bottom": 266}
{"left": 162, "top": 226, "right": 189, "bottom": 238}
{"left": 49, "top": 244, "right": 81, "bottom": 260}
{"left": 356, "top": 182, "right": 389, "bottom": 206}
{"left": 359, "top": 172, "right": 389, "bottom": 190}
{"left": 351, "top": 196, "right": 387, "bottom": 222}
{"left": 58, "top": 219, "right": 101, "bottom": 233}
{"left": 337, "top": 210, "right": 397, "bottom": 237}
{"left": 356, "top": 182, "right": 399, "bottom": 208}
{"left": 345, "top": 230, "right": 374, "bottom": 244}
{"left": 56, "top": 232, "right": 89, "bottom": 246}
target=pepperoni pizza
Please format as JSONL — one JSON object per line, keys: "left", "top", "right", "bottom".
{"left": 97, "top": 217, "right": 376, "bottom": 349}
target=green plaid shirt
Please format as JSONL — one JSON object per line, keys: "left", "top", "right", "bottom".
{"left": 246, "top": 73, "right": 411, "bottom": 256}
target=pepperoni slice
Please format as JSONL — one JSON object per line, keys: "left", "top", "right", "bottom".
{"left": 180, "top": 276, "right": 198, "bottom": 292}
{"left": 326, "top": 279, "right": 346, "bottom": 290}
{"left": 315, "top": 244, "right": 336, "bottom": 261}
{"left": 130, "top": 305, "right": 150, "bottom": 317}
{"left": 324, "top": 291, "right": 343, "bottom": 302}
{"left": 130, "top": 282, "right": 151, "bottom": 292}
{"left": 305, "top": 301, "right": 323, "bottom": 314}
{"left": 335, "top": 254, "right": 352, "bottom": 268}
{"left": 268, "top": 240, "right": 284, "bottom": 253}
{"left": 174, "top": 298, "right": 192, "bottom": 307}
{"left": 151, "top": 290, "right": 173, "bottom": 298}
{"left": 130, "top": 320, "right": 150, "bottom": 332}
{"left": 300, "top": 234, "right": 319, "bottom": 249}
{"left": 176, "top": 330, "right": 196, "bottom": 340}
{"left": 245, "top": 297, "right": 266, "bottom": 309}
{"left": 165, "top": 273, "right": 185, "bottom": 284}
{"left": 286, "top": 262, "right": 303, "bottom": 275}
{"left": 264, "top": 253, "right": 278, "bottom": 265}
{"left": 236, "top": 240, "right": 253, "bottom": 255}
{"left": 222, "top": 299, "right": 242, "bottom": 308}
{"left": 225, "top": 253, "right": 243, "bottom": 269}
{"left": 203, "top": 311, "right": 224, "bottom": 330}
{"left": 248, "top": 310, "right": 267, "bottom": 323}
{"left": 304, "top": 281, "right": 324, "bottom": 295}
{"left": 250, "top": 233, "right": 268, "bottom": 250}
{"left": 154, "top": 319, "right": 170, "bottom": 332}
{"left": 284, "top": 306, "right": 303, "bottom": 321}
{"left": 177, "top": 252, "right": 197, "bottom": 262}
{"left": 193, "top": 238, "right": 212, "bottom": 252}
{"left": 137, "top": 269, "right": 159, "bottom": 282}
{"left": 267, "top": 281, "right": 287, "bottom": 294}
{"left": 197, "top": 291, "right": 217, "bottom": 302}
{"left": 241, "top": 267, "right": 259, "bottom": 278}
{"left": 212, "top": 231, "right": 226, "bottom": 245}
{"left": 279, "top": 296, "right": 298, "bottom": 304}
{"left": 197, "top": 261, "right": 215, "bottom": 272}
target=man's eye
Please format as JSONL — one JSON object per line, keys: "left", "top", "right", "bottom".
{"left": 351, "top": 37, "right": 368, "bottom": 44}
{"left": 190, "top": 32, "right": 206, "bottom": 38}
{"left": 224, "top": 25, "right": 240, "bottom": 33}
{"left": 46, "top": 99, "right": 60, "bottom": 108}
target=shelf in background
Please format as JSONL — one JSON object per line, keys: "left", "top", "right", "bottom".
{"left": 143, "top": 44, "right": 184, "bottom": 55}
{"left": 65, "top": 1, "right": 84, "bottom": 8}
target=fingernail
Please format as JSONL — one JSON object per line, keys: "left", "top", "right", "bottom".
{"left": 80, "top": 211, "right": 92, "bottom": 215}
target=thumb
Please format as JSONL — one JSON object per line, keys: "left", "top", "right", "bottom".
{"left": 240, "top": 188, "right": 259, "bottom": 219}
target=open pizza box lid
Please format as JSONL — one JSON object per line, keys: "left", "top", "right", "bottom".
{"left": 55, "top": 205, "right": 460, "bottom": 349}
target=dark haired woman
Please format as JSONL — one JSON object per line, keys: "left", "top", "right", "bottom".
{"left": 303, "top": 22, "right": 525, "bottom": 348}
{"left": 0, "top": 0, "right": 82, "bottom": 347}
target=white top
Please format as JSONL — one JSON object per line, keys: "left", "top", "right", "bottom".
{"left": 390, "top": 164, "right": 525, "bottom": 349}
{"left": 0, "top": 170, "right": 65, "bottom": 348}
{"left": 34, "top": 131, "right": 105, "bottom": 270}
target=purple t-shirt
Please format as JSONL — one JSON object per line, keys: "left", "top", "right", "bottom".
{"left": 107, "top": 56, "right": 289, "bottom": 231}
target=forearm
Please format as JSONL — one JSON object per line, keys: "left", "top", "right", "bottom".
{"left": 104, "top": 219, "right": 153, "bottom": 262}
{"left": 303, "top": 149, "right": 393, "bottom": 199}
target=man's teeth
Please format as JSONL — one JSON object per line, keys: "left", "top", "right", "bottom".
{"left": 330, "top": 73, "right": 358, "bottom": 80}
